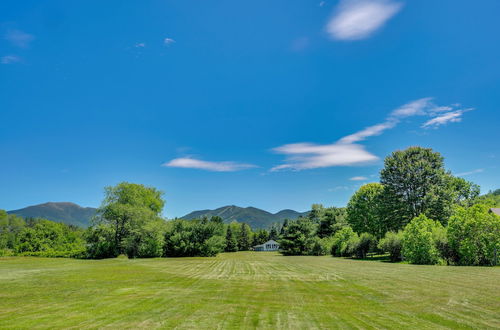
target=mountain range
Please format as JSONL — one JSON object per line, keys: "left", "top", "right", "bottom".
{"left": 7, "top": 203, "right": 307, "bottom": 229}
{"left": 181, "top": 205, "right": 308, "bottom": 229}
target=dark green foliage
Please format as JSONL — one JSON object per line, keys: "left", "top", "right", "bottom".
{"left": 252, "top": 229, "right": 269, "bottom": 246}
{"left": 352, "top": 233, "right": 378, "bottom": 258}
{"left": 381, "top": 147, "right": 452, "bottom": 227}
{"left": 85, "top": 224, "right": 118, "bottom": 258}
{"left": 447, "top": 205, "right": 500, "bottom": 266}
{"left": 163, "top": 218, "right": 226, "bottom": 257}
{"left": 225, "top": 225, "right": 238, "bottom": 252}
{"left": 124, "top": 218, "right": 165, "bottom": 258}
{"left": 378, "top": 231, "right": 403, "bottom": 262}
{"left": 315, "top": 206, "right": 347, "bottom": 238}
{"left": 402, "top": 214, "right": 444, "bottom": 265}
{"left": 279, "top": 218, "right": 317, "bottom": 255}
{"left": 347, "top": 183, "right": 387, "bottom": 238}
{"left": 238, "top": 223, "right": 253, "bottom": 251}
{"left": 15, "top": 219, "right": 85, "bottom": 257}
{"left": 269, "top": 226, "right": 279, "bottom": 240}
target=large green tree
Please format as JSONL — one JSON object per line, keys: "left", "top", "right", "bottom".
{"left": 346, "top": 183, "right": 387, "bottom": 238}
{"left": 89, "top": 182, "right": 165, "bottom": 257}
{"left": 380, "top": 147, "right": 452, "bottom": 227}
{"left": 279, "top": 218, "right": 317, "bottom": 255}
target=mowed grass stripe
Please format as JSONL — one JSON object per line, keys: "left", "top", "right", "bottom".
{"left": 0, "top": 252, "right": 499, "bottom": 329}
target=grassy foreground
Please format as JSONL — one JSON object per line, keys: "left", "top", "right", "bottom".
{"left": 1, "top": 252, "right": 499, "bottom": 329}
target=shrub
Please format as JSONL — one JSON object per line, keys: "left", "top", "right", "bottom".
{"left": 352, "top": 233, "right": 378, "bottom": 258}
{"left": 85, "top": 224, "right": 118, "bottom": 259}
{"left": 447, "top": 204, "right": 500, "bottom": 266}
{"left": 378, "top": 231, "right": 403, "bottom": 262}
{"left": 125, "top": 219, "right": 165, "bottom": 258}
{"left": 331, "top": 226, "right": 358, "bottom": 257}
{"left": 311, "top": 236, "right": 335, "bottom": 256}
{"left": 402, "top": 215, "right": 443, "bottom": 265}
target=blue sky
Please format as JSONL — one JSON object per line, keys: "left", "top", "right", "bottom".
{"left": 1, "top": 0, "right": 499, "bottom": 218}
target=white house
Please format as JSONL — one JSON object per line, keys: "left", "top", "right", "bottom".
{"left": 254, "top": 239, "right": 279, "bottom": 251}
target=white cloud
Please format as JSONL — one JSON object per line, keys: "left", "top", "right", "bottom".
{"left": 271, "top": 142, "right": 378, "bottom": 171}
{"left": 5, "top": 29, "right": 34, "bottom": 48}
{"left": 326, "top": 0, "right": 403, "bottom": 40}
{"left": 164, "top": 38, "right": 176, "bottom": 45}
{"left": 455, "top": 168, "right": 484, "bottom": 177}
{"left": 271, "top": 97, "right": 473, "bottom": 171}
{"left": 1, "top": 55, "right": 21, "bottom": 64}
{"left": 163, "top": 158, "right": 256, "bottom": 172}
{"left": 350, "top": 176, "right": 368, "bottom": 181}
{"left": 134, "top": 42, "right": 146, "bottom": 48}
{"left": 421, "top": 109, "right": 471, "bottom": 129}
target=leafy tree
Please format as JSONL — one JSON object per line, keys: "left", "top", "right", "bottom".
{"left": 16, "top": 219, "right": 85, "bottom": 257}
{"left": 380, "top": 147, "right": 453, "bottom": 227}
{"left": 378, "top": 231, "right": 403, "bottom": 262}
{"left": 85, "top": 224, "right": 118, "bottom": 258}
{"left": 0, "top": 211, "right": 26, "bottom": 251}
{"left": 124, "top": 218, "right": 165, "bottom": 258}
{"left": 402, "top": 214, "right": 443, "bottom": 265}
{"left": 279, "top": 218, "right": 317, "bottom": 255}
{"left": 447, "top": 176, "right": 480, "bottom": 207}
{"left": 225, "top": 225, "right": 238, "bottom": 252}
{"left": 331, "top": 226, "right": 358, "bottom": 257}
{"left": 346, "top": 183, "right": 387, "bottom": 238}
{"left": 317, "top": 207, "right": 347, "bottom": 238}
{"left": 90, "top": 182, "right": 165, "bottom": 255}
{"left": 311, "top": 236, "right": 335, "bottom": 256}
{"left": 447, "top": 205, "right": 500, "bottom": 266}
{"left": 238, "top": 223, "right": 253, "bottom": 251}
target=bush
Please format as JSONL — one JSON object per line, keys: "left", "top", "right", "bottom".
{"left": 125, "top": 219, "right": 165, "bottom": 258}
{"left": 378, "top": 231, "right": 403, "bottom": 262}
{"left": 85, "top": 224, "right": 118, "bottom": 259}
{"left": 402, "top": 214, "right": 444, "bottom": 265}
{"left": 331, "top": 226, "right": 358, "bottom": 257}
{"left": 447, "top": 205, "right": 500, "bottom": 266}
{"left": 311, "top": 236, "right": 335, "bottom": 256}
{"left": 352, "top": 233, "right": 378, "bottom": 258}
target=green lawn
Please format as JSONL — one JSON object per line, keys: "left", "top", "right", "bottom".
{"left": 1, "top": 252, "right": 499, "bottom": 329}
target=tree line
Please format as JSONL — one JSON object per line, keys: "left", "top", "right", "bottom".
{"left": 1, "top": 146, "right": 499, "bottom": 266}
{"left": 278, "top": 147, "right": 500, "bottom": 266}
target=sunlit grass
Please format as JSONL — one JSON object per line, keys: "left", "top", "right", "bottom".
{"left": 1, "top": 252, "right": 499, "bottom": 329}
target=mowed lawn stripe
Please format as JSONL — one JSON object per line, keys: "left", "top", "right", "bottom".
{"left": 0, "top": 252, "right": 499, "bottom": 329}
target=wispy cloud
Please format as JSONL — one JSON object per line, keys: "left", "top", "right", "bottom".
{"left": 164, "top": 38, "right": 175, "bottom": 45}
{"left": 350, "top": 176, "right": 368, "bottom": 181}
{"left": 134, "top": 42, "right": 146, "bottom": 48}
{"left": 163, "top": 158, "right": 256, "bottom": 172}
{"left": 326, "top": 0, "right": 403, "bottom": 40}
{"left": 422, "top": 108, "right": 473, "bottom": 129}
{"left": 455, "top": 168, "right": 484, "bottom": 177}
{"left": 5, "top": 29, "right": 34, "bottom": 48}
{"left": 1, "top": 55, "right": 21, "bottom": 64}
{"left": 271, "top": 98, "right": 473, "bottom": 171}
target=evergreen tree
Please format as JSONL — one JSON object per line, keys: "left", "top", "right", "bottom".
{"left": 238, "top": 223, "right": 252, "bottom": 251}
{"left": 225, "top": 225, "right": 238, "bottom": 252}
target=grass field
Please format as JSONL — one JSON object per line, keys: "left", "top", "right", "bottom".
{"left": 1, "top": 252, "right": 499, "bottom": 329}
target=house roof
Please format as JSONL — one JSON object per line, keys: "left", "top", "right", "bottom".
{"left": 253, "top": 240, "right": 279, "bottom": 248}
{"left": 490, "top": 208, "right": 500, "bottom": 216}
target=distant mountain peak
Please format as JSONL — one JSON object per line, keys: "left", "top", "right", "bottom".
{"left": 8, "top": 202, "right": 96, "bottom": 227}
